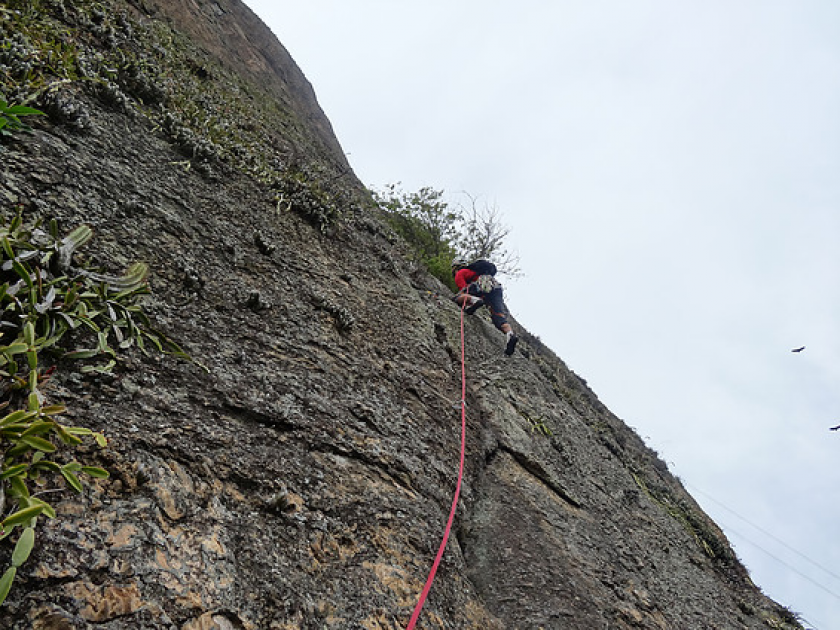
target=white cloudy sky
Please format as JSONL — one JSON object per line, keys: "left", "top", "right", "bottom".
{"left": 244, "top": 2, "right": 840, "bottom": 627}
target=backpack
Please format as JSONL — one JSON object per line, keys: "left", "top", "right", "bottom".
{"left": 465, "top": 259, "right": 500, "bottom": 294}
{"left": 466, "top": 259, "right": 497, "bottom": 277}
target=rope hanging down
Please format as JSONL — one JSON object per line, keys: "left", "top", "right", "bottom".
{"left": 405, "top": 303, "right": 469, "bottom": 629}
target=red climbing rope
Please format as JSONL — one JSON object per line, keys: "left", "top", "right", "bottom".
{"left": 405, "top": 302, "right": 468, "bottom": 629}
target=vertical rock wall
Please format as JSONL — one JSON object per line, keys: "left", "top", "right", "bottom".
{"left": 0, "top": 1, "right": 802, "bottom": 628}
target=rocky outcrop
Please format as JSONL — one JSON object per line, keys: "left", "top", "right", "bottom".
{"left": 132, "top": 0, "right": 350, "bottom": 174}
{"left": 0, "top": 1, "right": 801, "bottom": 628}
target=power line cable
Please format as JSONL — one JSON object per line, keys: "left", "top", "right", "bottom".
{"left": 798, "top": 615, "right": 822, "bottom": 630}
{"left": 686, "top": 482, "right": 840, "bottom": 584}
{"left": 712, "top": 516, "right": 833, "bottom": 630}
{"left": 718, "top": 516, "right": 840, "bottom": 601}
{"left": 684, "top": 482, "right": 840, "bottom": 630}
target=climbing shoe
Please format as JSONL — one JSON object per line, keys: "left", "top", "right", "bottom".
{"left": 504, "top": 331, "right": 518, "bottom": 356}
{"left": 465, "top": 298, "right": 484, "bottom": 315}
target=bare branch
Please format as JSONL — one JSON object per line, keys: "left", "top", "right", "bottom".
{"left": 455, "top": 192, "right": 521, "bottom": 277}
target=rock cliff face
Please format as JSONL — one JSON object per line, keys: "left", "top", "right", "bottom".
{"left": 0, "top": 1, "right": 802, "bottom": 629}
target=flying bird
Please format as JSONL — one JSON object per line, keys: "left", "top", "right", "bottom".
{"left": 791, "top": 346, "right": 805, "bottom": 353}
{"left": 830, "top": 424, "right": 840, "bottom": 432}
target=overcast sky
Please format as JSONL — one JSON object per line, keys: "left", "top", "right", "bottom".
{"left": 244, "top": 2, "right": 840, "bottom": 627}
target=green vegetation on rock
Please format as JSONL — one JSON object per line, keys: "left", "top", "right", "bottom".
{"left": 0, "top": 0, "right": 359, "bottom": 232}
{"left": 373, "top": 184, "right": 519, "bottom": 290}
{"left": 0, "top": 211, "right": 183, "bottom": 604}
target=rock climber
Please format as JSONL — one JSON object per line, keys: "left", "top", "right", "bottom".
{"left": 451, "top": 257, "right": 519, "bottom": 356}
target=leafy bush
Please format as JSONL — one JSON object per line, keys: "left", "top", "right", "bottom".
{"left": 373, "top": 185, "right": 460, "bottom": 289}
{"left": 372, "top": 184, "right": 519, "bottom": 289}
{"left": 423, "top": 251, "right": 459, "bottom": 292}
{"left": 0, "top": 212, "right": 185, "bottom": 605}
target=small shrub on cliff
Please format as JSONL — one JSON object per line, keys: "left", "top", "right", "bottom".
{"left": 373, "top": 184, "right": 519, "bottom": 290}
{"left": 0, "top": 211, "right": 185, "bottom": 605}
{"left": 373, "top": 185, "right": 460, "bottom": 290}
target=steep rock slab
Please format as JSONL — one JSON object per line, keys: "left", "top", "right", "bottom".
{"left": 0, "top": 1, "right": 802, "bottom": 628}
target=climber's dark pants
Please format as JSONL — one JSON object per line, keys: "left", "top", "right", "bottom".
{"left": 466, "top": 284, "right": 509, "bottom": 330}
